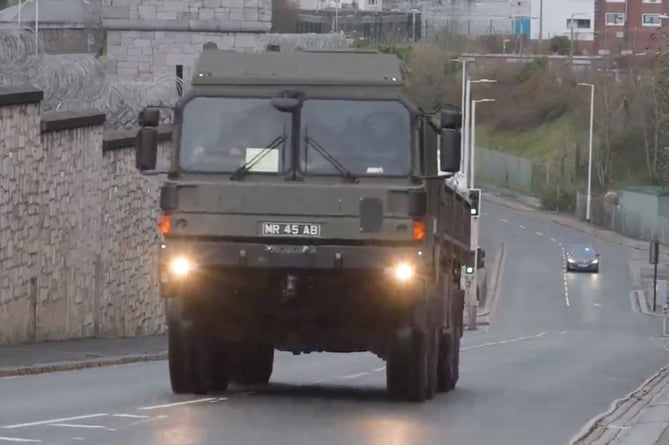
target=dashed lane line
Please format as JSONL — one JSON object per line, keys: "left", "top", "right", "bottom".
{"left": 0, "top": 438, "right": 42, "bottom": 443}
{"left": 2, "top": 414, "right": 108, "bottom": 430}
{"left": 500, "top": 218, "right": 508, "bottom": 223}
{"left": 50, "top": 424, "right": 116, "bottom": 432}
{"left": 138, "top": 398, "right": 221, "bottom": 411}
{"left": 536, "top": 231, "right": 543, "bottom": 236}
{"left": 562, "top": 246, "right": 570, "bottom": 307}
{"left": 519, "top": 225, "right": 526, "bottom": 229}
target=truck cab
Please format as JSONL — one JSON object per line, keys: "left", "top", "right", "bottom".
{"left": 135, "top": 46, "right": 473, "bottom": 402}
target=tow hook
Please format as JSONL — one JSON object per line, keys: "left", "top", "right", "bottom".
{"left": 281, "top": 274, "right": 298, "bottom": 302}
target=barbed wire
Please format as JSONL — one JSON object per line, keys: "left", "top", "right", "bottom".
{"left": 0, "top": 28, "right": 349, "bottom": 128}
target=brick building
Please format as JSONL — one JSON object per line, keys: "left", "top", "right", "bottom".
{"left": 595, "top": 0, "right": 669, "bottom": 54}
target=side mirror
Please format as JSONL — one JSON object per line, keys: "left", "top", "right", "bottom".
{"left": 271, "top": 97, "right": 301, "bottom": 113}
{"left": 439, "top": 129, "right": 461, "bottom": 174}
{"left": 441, "top": 108, "right": 462, "bottom": 129}
{"left": 136, "top": 128, "right": 158, "bottom": 171}
{"left": 139, "top": 108, "right": 161, "bottom": 127}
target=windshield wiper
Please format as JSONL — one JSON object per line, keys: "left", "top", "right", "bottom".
{"left": 304, "top": 132, "right": 358, "bottom": 183}
{"left": 229, "top": 134, "right": 288, "bottom": 181}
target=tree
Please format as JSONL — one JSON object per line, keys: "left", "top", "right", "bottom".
{"left": 272, "top": 0, "right": 299, "bottom": 34}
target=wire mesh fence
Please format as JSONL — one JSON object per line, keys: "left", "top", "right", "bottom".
{"left": 575, "top": 191, "right": 669, "bottom": 244}
{"left": 0, "top": 28, "right": 349, "bottom": 128}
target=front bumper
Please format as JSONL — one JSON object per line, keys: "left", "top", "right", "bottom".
{"left": 158, "top": 239, "right": 429, "bottom": 297}
{"left": 567, "top": 261, "right": 598, "bottom": 271}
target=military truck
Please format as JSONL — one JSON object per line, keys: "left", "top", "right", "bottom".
{"left": 134, "top": 45, "right": 474, "bottom": 402}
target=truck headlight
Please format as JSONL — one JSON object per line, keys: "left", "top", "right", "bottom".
{"left": 394, "top": 263, "right": 414, "bottom": 282}
{"left": 169, "top": 256, "right": 194, "bottom": 277}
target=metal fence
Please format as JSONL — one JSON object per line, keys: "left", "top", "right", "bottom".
{"left": 575, "top": 191, "right": 669, "bottom": 244}
{"left": 475, "top": 147, "right": 555, "bottom": 195}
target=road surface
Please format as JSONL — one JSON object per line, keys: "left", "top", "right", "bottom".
{"left": 1, "top": 199, "right": 667, "bottom": 445}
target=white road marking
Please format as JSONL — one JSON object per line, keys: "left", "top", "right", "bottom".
{"left": 562, "top": 247, "right": 570, "bottom": 307}
{"left": 373, "top": 366, "right": 386, "bottom": 372}
{"left": 2, "top": 414, "right": 108, "bottom": 430}
{"left": 560, "top": 330, "right": 567, "bottom": 334}
{"left": 550, "top": 238, "right": 556, "bottom": 242}
{"left": 138, "top": 398, "right": 217, "bottom": 411}
{"left": 519, "top": 225, "right": 526, "bottom": 229}
{"left": 0, "top": 438, "right": 42, "bottom": 443}
{"left": 500, "top": 218, "right": 508, "bottom": 223}
{"left": 50, "top": 424, "right": 115, "bottom": 431}
{"left": 112, "top": 414, "right": 150, "bottom": 419}
{"left": 594, "top": 303, "right": 602, "bottom": 307}
{"left": 462, "top": 332, "right": 547, "bottom": 351}
{"left": 536, "top": 231, "right": 543, "bottom": 236}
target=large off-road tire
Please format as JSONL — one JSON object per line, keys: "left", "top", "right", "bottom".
{"left": 386, "top": 328, "right": 428, "bottom": 402}
{"left": 168, "top": 320, "right": 215, "bottom": 395}
{"left": 437, "top": 330, "right": 460, "bottom": 392}
{"left": 425, "top": 327, "right": 439, "bottom": 400}
{"left": 233, "top": 344, "right": 275, "bottom": 385}
{"left": 437, "top": 284, "right": 462, "bottom": 392}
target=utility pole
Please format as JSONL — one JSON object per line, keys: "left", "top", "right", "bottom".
{"left": 538, "top": 0, "right": 543, "bottom": 52}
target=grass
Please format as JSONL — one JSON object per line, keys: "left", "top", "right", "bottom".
{"left": 476, "top": 113, "right": 581, "bottom": 160}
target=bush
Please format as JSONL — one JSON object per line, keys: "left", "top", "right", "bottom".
{"left": 539, "top": 186, "right": 576, "bottom": 212}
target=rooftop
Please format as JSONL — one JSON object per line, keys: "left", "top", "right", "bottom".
{"left": 192, "top": 49, "right": 404, "bottom": 86}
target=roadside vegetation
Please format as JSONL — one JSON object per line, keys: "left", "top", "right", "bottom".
{"left": 371, "top": 30, "right": 669, "bottom": 210}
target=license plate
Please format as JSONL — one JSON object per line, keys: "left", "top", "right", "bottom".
{"left": 261, "top": 222, "right": 321, "bottom": 237}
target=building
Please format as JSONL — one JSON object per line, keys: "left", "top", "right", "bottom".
{"left": 595, "top": 0, "right": 669, "bottom": 54}
{"left": 423, "top": 0, "right": 530, "bottom": 37}
{"left": 529, "top": 0, "right": 596, "bottom": 52}
{"left": 0, "top": 0, "right": 105, "bottom": 54}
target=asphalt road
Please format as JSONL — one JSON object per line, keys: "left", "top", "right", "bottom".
{"left": 1, "top": 199, "right": 668, "bottom": 445}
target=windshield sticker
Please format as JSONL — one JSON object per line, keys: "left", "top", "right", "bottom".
{"left": 245, "top": 147, "right": 280, "bottom": 172}
{"left": 367, "top": 167, "right": 384, "bottom": 174}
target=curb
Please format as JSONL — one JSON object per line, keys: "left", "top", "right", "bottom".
{"left": 478, "top": 241, "right": 506, "bottom": 320}
{"left": 636, "top": 289, "right": 664, "bottom": 318}
{"left": 569, "top": 363, "right": 669, "bottom": 445}
{"left": 0, "top": 352, "right": 168, "bottom": 378}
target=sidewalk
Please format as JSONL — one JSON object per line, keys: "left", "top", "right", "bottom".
{"left": 572, "top": 365, "right": 669, "bottom": 445}
{"left": 0, "top": 335, "right": 167, "bottom": 377}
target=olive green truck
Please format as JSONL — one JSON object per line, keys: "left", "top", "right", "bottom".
{"left": 134, "top": 45, "right": 475, "bottom": 402}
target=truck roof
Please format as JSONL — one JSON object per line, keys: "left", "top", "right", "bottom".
{"left": 191, "top": 49, "right": 405, "bottom": 87}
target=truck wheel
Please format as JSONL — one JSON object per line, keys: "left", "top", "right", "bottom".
{"left": 386, "top": 328, "right": 428, "bottom": 402}
{"left": 425, "top": 328, "right": 439, "bottom": 400}
{"left": 168, "top": 320, "right": 212, "bottom": 395}
{"left": 234, "top": 344, "right": 274, "bottom": 385}
{"left": 208, "top": 340, "right": 232, "bottom": 392}
{"left": 437, "top": 331, "right": 460, "bottom": 392}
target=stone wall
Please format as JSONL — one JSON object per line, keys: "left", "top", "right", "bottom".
{"left": 0, "top": 85, "right": 171, "bottom": 344}
{"left": 102, "top": 0, "right": 272, "bottom": 83}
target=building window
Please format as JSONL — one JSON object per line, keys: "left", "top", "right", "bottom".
{"left": 605, "top": 12, "right": 625, "bottom": 26}
{"left": 642, "top": 13, "right": 663, "bottom": 27}
{"left": 566, "top": 18, "right": 591, "bottom": 29}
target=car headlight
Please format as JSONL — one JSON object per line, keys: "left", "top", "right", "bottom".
{"left": 169, "top": 256, "right": 195, "bottom": 277}
{"left": 393, "top": 263, "right": 414, "bottom": 282}
{"left": 567, "top": 258, "right": 575, "bottom": 263}
{"left": 592, "top": 259, "right": 599, "bottom": 264}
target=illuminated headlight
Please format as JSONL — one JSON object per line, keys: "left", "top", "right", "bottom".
{"left": 169, "top": 256, "right": 194, "bottom": 277}
{"left": 465, "top": 266, "right": 474, "bottom": 274}
{"left": 592, "top": 259, "right": 599, "bottom": 264}
{"left": 567, "top": 258, "right": 575, "bottom": 263}
{"left": 394, "top": 263, "right": 414, "bottom": 282}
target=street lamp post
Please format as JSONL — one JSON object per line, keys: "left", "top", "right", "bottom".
{"left": 470, "top": 98, "right": 496, "bottom": 188}
{"left": 466, "top": 98, "right": 495, "bottom": 331}
{"left": 451, "top": 59, "right": 469, "bottom": 176}
{"left": 464, "top": 78, "right": 497, "bottom": 189}
{"left": 578, "top": 82, "right": 595, "bottom": 223}
{"left": 569, "top": 12, "right": 587, "bottom": 65}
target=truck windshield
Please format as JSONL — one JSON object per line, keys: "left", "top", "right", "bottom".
{"left": 179, "top": 97, "right": 291, "bottom": 173}
{"left": 300, "top": 99, "right": 412, "bottom": 176}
